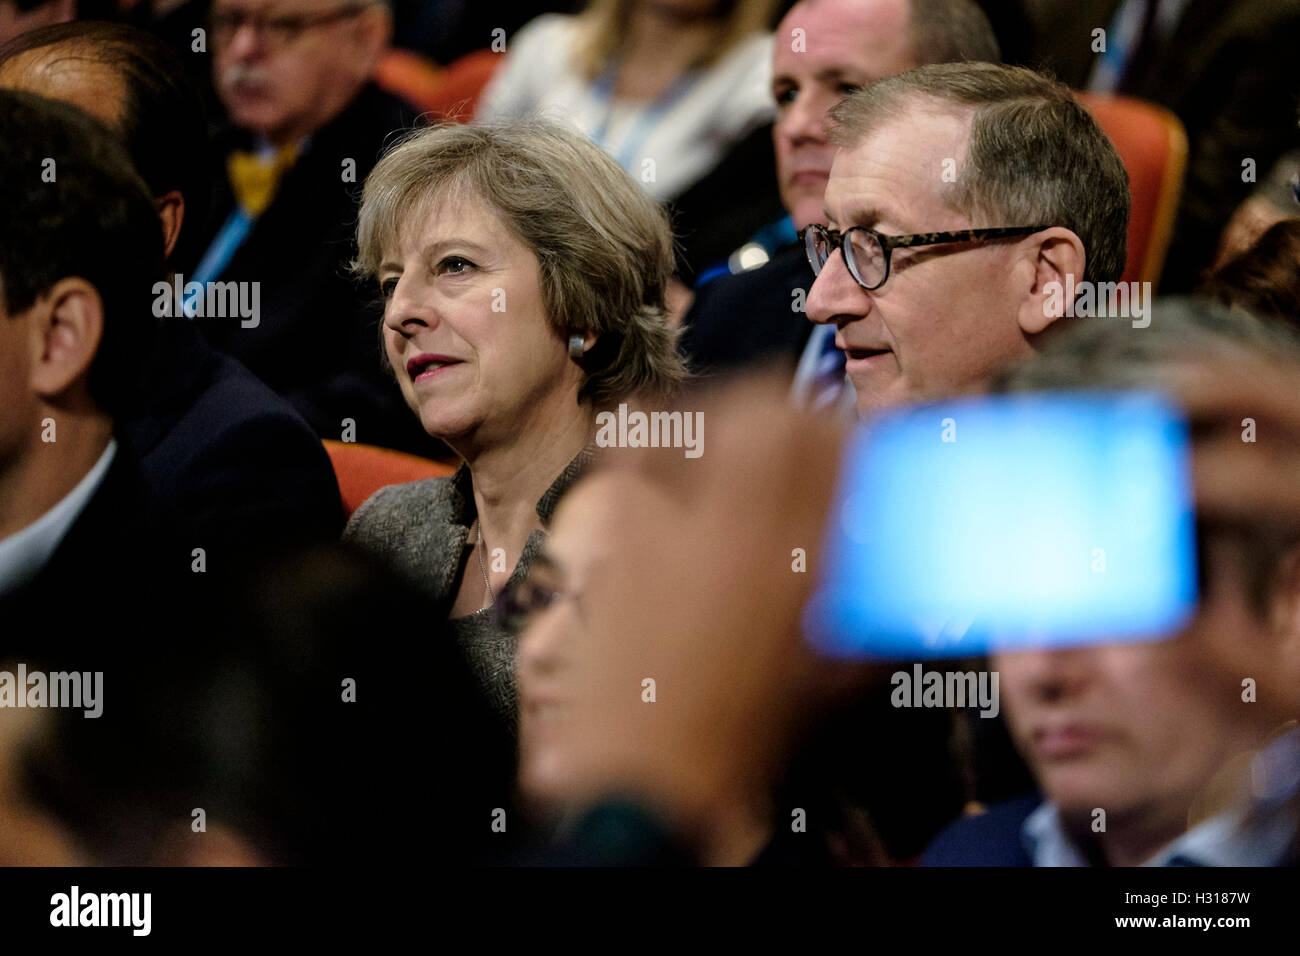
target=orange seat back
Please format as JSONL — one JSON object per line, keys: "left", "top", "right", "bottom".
{"left": 323, "top": 440, "right": 454, "bottom": 519}
{"left": 374, "top": 48, "right": 503, "bottom": 121}
{"left": 1075, "top": 92, "right": 1188, "bottom": 288}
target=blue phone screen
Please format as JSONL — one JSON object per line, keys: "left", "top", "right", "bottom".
{"left": 803, "top": 391, "right": 1199, "bottom": 659}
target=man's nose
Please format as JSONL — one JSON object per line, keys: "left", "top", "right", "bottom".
{"left": 780, "top": 89, "right": 830, "bottom": 147}
{"left": 517, "top": 606, "right": 570, "bottom": 683}
{"left": 1003, "top": 647, "right": 1096, "bottom": 704}
{"left": 805, "top": 247, "right": 865, "bottom": 326}
{"left": 224, "top": 20, "right": 263, "bottom": 60}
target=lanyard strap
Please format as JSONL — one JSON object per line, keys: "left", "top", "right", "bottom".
{"left": 589, "top": 62, "right": 700, "bottom": 172}
{"left": 184, "top": 208, "right": 253, "bottom": 316}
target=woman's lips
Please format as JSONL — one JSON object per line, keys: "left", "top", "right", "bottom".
{"left": 413, "top": 362, "right": 461, "bottom": 383}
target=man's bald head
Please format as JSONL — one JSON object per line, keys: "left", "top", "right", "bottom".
{"left": 0, "top": 21, "right": 210, "bottom": 263}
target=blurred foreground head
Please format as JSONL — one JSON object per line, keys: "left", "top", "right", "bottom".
{"left": 990, "top": 297, "right": 1300, "bottom": 865}
{"left": 512, "top": 376, "right": 867, "bottom": 863}
{"left": 0, "top": 0, "right": 73, "bottom": 46}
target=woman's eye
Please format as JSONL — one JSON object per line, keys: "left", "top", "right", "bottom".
{"left": 838, "top": 82, "right": 862, "bottom": 97}
{"left": 773, "top": 85, "right": 797, "bottom": 108}
{"left": 379, "top": 277, "right": 398, "bottom": 299}
{"left": 439, "top": 256, "right": 474, "bottom": 275}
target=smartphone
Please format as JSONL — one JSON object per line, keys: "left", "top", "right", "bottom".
{"left": 803, "top": 390, "right": 1198, "bottom": 659}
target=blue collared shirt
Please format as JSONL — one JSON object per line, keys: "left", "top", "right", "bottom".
{"left": 1022, "top": 727, "right": 1300, "bottom": 866}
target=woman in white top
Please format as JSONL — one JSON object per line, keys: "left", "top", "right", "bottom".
{"left": 477, "top": 0, "right": 777, "bottom": 205}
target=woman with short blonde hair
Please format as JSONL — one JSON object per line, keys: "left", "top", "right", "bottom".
{"left": 345, "top": 119, "right": 685, "bottom": 730}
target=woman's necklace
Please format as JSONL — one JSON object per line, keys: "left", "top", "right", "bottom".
{"left": 470, "top": 517, "right": 494, "bottom": 611}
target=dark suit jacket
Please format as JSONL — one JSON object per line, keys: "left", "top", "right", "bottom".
{"left": 668, "top": 122, "right": 787, "bottom": 283}
{"left": 679, "top": 242, "right": 817, "bottom": 377}
{"left": 119, "top": 320, "right": 343, "bottom": 560}
{"left": 921, "top": 794, "right": 1042, "bottom": 866}
{"left": 187, "top": 84, "right": 438, "bottom": 456}
{"left": 0, "top": 447, "right": 204, "bottom": 669}
{"left": 1028, "top": 0, "right": 1300, "bottom": 291}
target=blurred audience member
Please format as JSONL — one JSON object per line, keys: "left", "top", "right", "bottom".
{"left": 0, "top": 89, "right": 182, "bottom": 650}
{"left": 121, "top": 1, "right": 223, "bottom": 120}
{"left": 0, "top": 0, "right": 72, "bottom": 45}
{"left": 514, "top": 467, "right": 965, "bottom": 864}
{"left": 511, "top": 377, "right": 849, "bottom": 865}
{"left": 477, "top": 0, "right": 780, "bottom": 280}
{"left": 1216, "top": 150, "right": 1300, "bottom": 269}
{"left": 190, "top": 0, "right": 434, "bottom": 454}
{"left": 926, "top": 298, "right": 1300, "bottom": 865}
{"left": 344, "top": 120, "right": 684, "bottom": 732}
{"left": 680, "top": 0, "right": 1000, "bottom": 388}
{"left": 1, "top": 542, "right": 519, "bottom": 865}
{"left": 0, "top": 21, "right": 344, "bottom": 556}
{"left": 1202, "top": 218, "right": 1300, "bottom": 329}
{"left": 805, "top": 63, "right": 1129, "bottom": 417}
{"left": 1026, "top": 0, "right": 1300, "bottom": 293}
{"left": 393, "top": 0, "right": 578, "bottom": 66}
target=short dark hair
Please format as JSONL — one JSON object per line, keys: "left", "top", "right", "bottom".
{"left": 829, "top": 62, "right": 1130, "bottom": 285}
{"left": 0, "top": 89, "right": 163, "bottom": 414}
{"left": 0, "top": 21, "right": 210, "bottom": 263}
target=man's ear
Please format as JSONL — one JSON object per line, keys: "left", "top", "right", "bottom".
{"left": 1268, "top": 544, "right": 1300, "bottom": 688}
{"left": 1016, "top": 227, "right": 1087, "bottom": 336}
{"left": 156, "top": 190, "right": 185, "bottom": 260}
{"left": 27, "top": 278, "right": 103, "bottom": 401}
{"left": 354, "top": 4, "right": 394, "bottom": 76}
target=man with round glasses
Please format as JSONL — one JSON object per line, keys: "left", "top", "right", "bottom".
{"left": 805, "top": 61, "right": 1131, "bottom": 416}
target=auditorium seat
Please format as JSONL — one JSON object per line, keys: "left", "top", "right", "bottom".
{"left": 323, "top": 440, "right": 454, "bottom": 519}
{"left": 1076, "top": 92, "right": 1189, "bottom": 288}
{"left": 373, "top": 48, "right": 503, "bottom": 121}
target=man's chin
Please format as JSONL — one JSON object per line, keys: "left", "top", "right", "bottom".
{"left": 849, "top": 375, "right": 908, "bottom": 420}
{"left": 224, "top": 99, "right": 287, "bottom": 137}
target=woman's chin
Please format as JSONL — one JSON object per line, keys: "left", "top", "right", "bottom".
{"left": 416, "top": 408, "right": 474, "bottom": 444}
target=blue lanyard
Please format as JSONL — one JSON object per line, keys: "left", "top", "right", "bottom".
{"left": 589, "top": 62, "right": 700, "bottom": 172}
{"left": 184, "top": 207, "right": 253, "bottom": 317}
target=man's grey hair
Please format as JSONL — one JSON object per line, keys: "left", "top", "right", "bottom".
{"left": 829, "top": 61, "right": 1130, "bottom": 285}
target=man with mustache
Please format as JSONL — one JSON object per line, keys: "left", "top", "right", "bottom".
{"left": 190, "top": 0, "right": 434, "bottom": 454}
{"left": 679, "top": 0, "right": 999, "bottom": 387}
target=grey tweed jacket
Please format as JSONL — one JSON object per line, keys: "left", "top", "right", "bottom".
{"left": 343, "top": 446, "right": 594, "bottom": 732}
